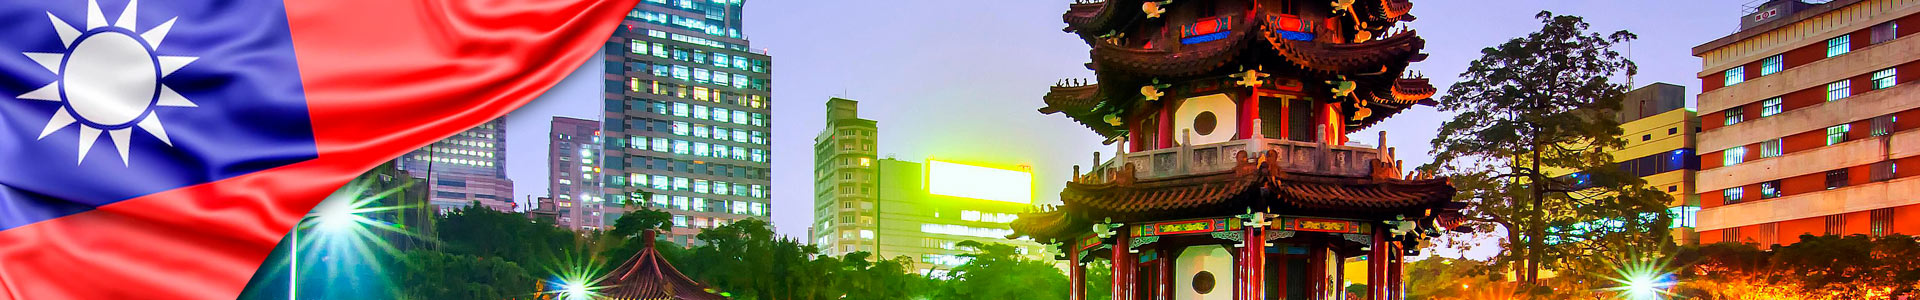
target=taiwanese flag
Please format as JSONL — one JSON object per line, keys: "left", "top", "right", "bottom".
{"left": 0, "top": 0, "right": 638, "bottom": 298}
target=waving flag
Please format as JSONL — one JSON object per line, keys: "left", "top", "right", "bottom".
{"left": 0, "top": 0, "right": 638, "bottom": 298}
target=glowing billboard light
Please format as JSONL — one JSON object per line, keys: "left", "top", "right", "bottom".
{"left": 926, "top": 160, "right": 1033, "bottom": 204}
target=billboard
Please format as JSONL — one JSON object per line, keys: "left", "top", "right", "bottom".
{"left": 925, "top": 160, "right": 1032, "bottom": 204}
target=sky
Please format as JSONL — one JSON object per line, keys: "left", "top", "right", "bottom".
{"left": 505, "top": 0, "right": 1752, "bottom": 242}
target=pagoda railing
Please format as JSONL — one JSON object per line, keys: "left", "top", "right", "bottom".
{"left": 1083, "top": 129, "right": 1388, "bottom": 182}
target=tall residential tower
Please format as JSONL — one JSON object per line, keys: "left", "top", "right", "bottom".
{"left": 600, "top": 0, "right": 773, "bottom": 245}
{"left": 1694, "top": 0, "right": 1919, "bottom": 246}
{"left": 550, "top": 117, "right": 605, "bottom": 231}
{"left": 812, "top": 98, "right": 878, "bottom": 255}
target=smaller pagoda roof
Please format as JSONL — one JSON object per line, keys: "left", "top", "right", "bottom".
{"left": 594, "top": 231, "right": 730, "bottom": 300}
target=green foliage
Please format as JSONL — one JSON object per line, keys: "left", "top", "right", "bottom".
{"left": 931, "top": 241, "right": 1068, "bottom": 300}
{"left": 429, "top": 204, "right": 587, "bottom": 296}
{"left": 594, "top": 208, "right": 676, "bottom": 271}
{"left": 396, "top": 249, "right": 535, "bottom": 300}
{"left": 1674, "top": 234, "right": 1920, "bottom": 299}
{"left": 1403, "top": 257, "right": 1495, "bottom": 299}
{"left": 1426, "top": 10, "right": 1671, "bottom": 289}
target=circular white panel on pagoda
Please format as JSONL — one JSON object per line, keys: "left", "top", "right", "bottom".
{"left": 1175, "top": 244, "right": 1233, "bottom": 300}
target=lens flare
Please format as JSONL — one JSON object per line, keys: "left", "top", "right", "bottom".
{"left": 1599, "top": 253, "right": 1677, "bottom": 300}
{"left": 541, "top": 254, "right": 610, "bottom": 300}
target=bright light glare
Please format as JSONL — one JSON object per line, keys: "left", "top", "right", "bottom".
{"left": 1601, "top": 253, "right": 1677, "bottom": 300}
{"left": 543, "top": 254, "right": 608, "bottom": 300}
{"left": 926, "top": 160, "right": 1032, "bottom": 204}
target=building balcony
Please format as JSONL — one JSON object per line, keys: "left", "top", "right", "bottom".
{"left": 1082, "top": 136, "right": 1384, "bottom": 182}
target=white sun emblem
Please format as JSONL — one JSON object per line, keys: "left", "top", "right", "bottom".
{"left": 19, "top": 0, "right": 197, "bottom": 166}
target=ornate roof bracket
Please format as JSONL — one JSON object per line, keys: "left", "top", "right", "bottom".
{"left": 1128, "top": 235, "right": 1160, "bottom": 253}
{"left": 1343, "top": 233, "right": 1373, "bottom": 247}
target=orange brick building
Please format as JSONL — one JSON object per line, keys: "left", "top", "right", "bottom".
{"left": 1693, "top": 0, "right": 1920, "bottom": 245}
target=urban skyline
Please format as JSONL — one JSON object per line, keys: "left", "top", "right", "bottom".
{"left": 505, "top": 0, "right": 1749, "bottom": 243}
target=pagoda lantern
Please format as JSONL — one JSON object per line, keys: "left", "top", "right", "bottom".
{"left": 1011, "top": 0, "right": 1462, "bottom": 299}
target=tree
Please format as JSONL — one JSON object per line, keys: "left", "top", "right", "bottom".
{"left": 932, "top": 241, "right": 1068, "bottom": 300}
{"left": 434, "top": 203, "right": 587, "bottom": 283}
{"left": 594, "top": 208, "right": 676, "bottom": 271}
{"left": 1673, "top": 234, "right": 1920, "bottom": 299}
{"left": 396, "top": 249, "right": 535, "bottom": 300}
{"left": 1426, "top": 11, "right": 1671, "bottom": 292}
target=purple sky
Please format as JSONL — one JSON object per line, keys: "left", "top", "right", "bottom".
{"left": 507, "top": 0, "right": 1751, "bottom": 241}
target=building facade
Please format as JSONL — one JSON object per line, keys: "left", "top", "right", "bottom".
{"left": 550, "top": 117, "right": 606, "bottom": 231}
{"left": 1612, "top": 83, "right": 1702, "bottom": 245}
{"left": 601, "top": 0, "right": 774, "bottom": 245}
{"left": 396, "top": 119, "right": 514, "bottom": 213}
{"left": 873, "top": 158, "right": 1052, "bottom": 276}
{"left": 1693, "top": 0, "right": 1920, "bottom": 246}
{"left": 812, "top": 98, "right": 878, "bottom": 255}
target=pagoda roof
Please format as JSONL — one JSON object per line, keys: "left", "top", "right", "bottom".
{"left": 593, "top": 231, "right": 729, "bottom": 300}
{"left": 1010, "top": 151, "right": 1459, "bottom": 243}
{"left": 1037, "top": 76, "right": 1438, "bottom": 138}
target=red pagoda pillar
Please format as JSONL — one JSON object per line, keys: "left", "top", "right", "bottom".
{"left": 1389, "top": 243, "right": 1404, "bottom": 300}
{"left": 1070, "top": 244, "right": 1086, "bottom": 300}
{"left": 1370, "top": 227, "right": 1388, "bottom": 300}
{"left": 1113, "top": 232, "right": 1133, "bottom": 300}
{"left": 1242, "top": 224, "right": 1266, "bottom": 300}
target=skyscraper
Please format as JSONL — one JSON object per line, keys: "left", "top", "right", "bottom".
{"left": 813, "top": 98, "right": 878, "bottom": 254}
{"left": 873, "top": 158, "right": 1052, "bottom": 275}
{"left": 600, "top": 0, "right": 773, "bottom": 245}
{"left": 396, "top": 118, "right": 514, "bottom": 213}
{"left": 1694, "top": 0, "right": 1919, "bottom": 246}
{"left": 550, "top": 116, "right": 605, "bottom": 231}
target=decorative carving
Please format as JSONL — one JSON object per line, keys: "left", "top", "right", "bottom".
{"left": 1130, "top": 236, "right": 1161, "bottom": 250}
{"left": 1211, "top": 231, "right": 1245, "bottom": 245}
{"left": 1111, "top": 163, "right": 1139, "bottom": 186}
{"left": 1370, "top": 159, "right": 1400, "bottom": 180}
{"left": 1230, "top": 67, "right": 1268, "bottom": 87}
{"left": 1343, "top": 233, "right": 1373, "bottom": 246}
{"left": 1141, "top": 79, "right": 1169, "bottom": 101}
{"left": 1267, "top": 230, "right": 1296, "bottom": 241}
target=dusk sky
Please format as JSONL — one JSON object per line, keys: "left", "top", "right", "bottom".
{"left": 506, "top": 0, "right": 1751, "bottom": 242}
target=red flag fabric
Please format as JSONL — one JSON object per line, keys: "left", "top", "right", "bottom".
{"left": 0, "top": 0, "right": 638, "bottom": 298}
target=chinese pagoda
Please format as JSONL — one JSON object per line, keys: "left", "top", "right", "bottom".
{"left": 590, "top": 230, "right": 730, "bottom": 300}
{"left": 1009, "top": 0, "right": 1464, "bottom": 299}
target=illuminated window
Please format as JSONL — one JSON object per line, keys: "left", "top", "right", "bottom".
{"left": 1759, "top": 139, "right": 1782, "bottom": 158}
{"left": 1723, "top": 67, "right": 1744, "bottom": 86}
{"left": 1723, "top": 187, "right": 1744, "bottom": 204}
{"left": 1759, "top": 55, "right": 1782, "bottom": 76}
{"left": 1760, "top": 98, "right": 1782, "bottom": 117}
{"left": 672, "top": 102, "right": 689, "bottom": 117}
{"left": 672, "top": 196, "right": 689, "bottom": 210}
{"left": 1826, "top": 35, "right": 1850, "bottom": 57}
{"left": 1872, "top": 68, "right": 1896, "bottom": 90}
{"left": 1723, "top": 108, "right": 1743, "bottom": 126}
{"left": 1722, "top": 146, "right": 1745, "bottom": 167}
{"left": 1760, "top": 180, "right": 1781, "bottom": 199}
{"left": 1826, "top": 124, "right": 1850, "bottom": 145}
{"left": 1827, "top": 80, "right": 1851, "bottom": 101}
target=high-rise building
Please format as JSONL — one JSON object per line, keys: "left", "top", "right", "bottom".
{"left": 1693, "top": 0, "right": 1919, "bottom": 246}
{"left": 1611, "top": 83, "right": 1701, "bottom": 245}
{"left": 396, "top": 119, "right": 514, "bottom": 213}
{"left": 600, "top": 0, "right": 774, "bottom": 245}
{"left": 873, "top": 158, "right": 1052, "bottom": 275}
{"left": 550, "top": 117, "right": 606, "bottom": 231}
{"left": 812, "top": 98, "right": 878, "bottom": 254}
